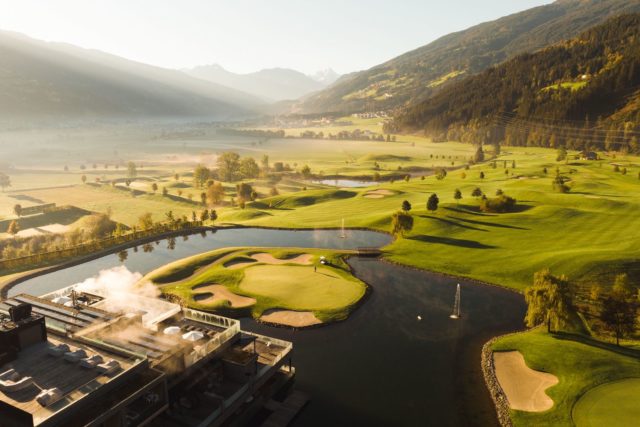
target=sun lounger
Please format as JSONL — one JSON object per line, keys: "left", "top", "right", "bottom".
{"left": 80, "top": 354, "right": 104, "bottom": 369}
{"left": 64, "top": 349, "right": 88, "bottom": 363}
{"left": 36, "top": 387, "right": 63, "bottom": 406}
{"left": 47, "top": 343, "right": 70, "bottom": 357}
{"left": 0, "top": 376, "right": 34, "bottom": 392}
{"left": 96, "top": 359, "right": 121, "bottom": 377}
{"left": 0, "top": 369, "right": 18, "bottom": 382}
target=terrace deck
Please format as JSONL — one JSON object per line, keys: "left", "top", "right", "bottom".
{"left": 0, "top": 336, "right": 134, "bottom": 421}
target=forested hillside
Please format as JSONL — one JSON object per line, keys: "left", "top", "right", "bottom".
{"left": 388, "top": 13, "right": 640, "bottom": 153}
{"left": 295, "top": 0, "right": 640, "bottom": 114}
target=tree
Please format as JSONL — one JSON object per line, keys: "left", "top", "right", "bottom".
{"left": 474, "top": 144, "right": 485, "bottom": 163}
{"left": 401, "top": 200, "right": 412, "bottom": 212}
{"left": 200, "top": 192, "right": 207, "bottom": 206}
{"left": 427, "top": 194, "right": 439, "bottom": 212}
{"left": 270, "top": 186, "right": 279, "bottom": 196}
{"left": 193, "top": 164, "right": 211, "bottom": 187}
{"left": 454, "top": 189, "right": 462, "bottom": 204}
{"left": 174, "top": 173, "right": 180, "bottom": 181}
{"left": 0, "top": 173, "right": 10, "bottom": 191}
{"left": 493, "top": 142, "right": 501, "bottom": 156}
{"left": 81, "top": 175, "right": 87, "bottom": 184}
{"left": 471, "top": 187, "right": 483, "bottom": 197}
{"left": 162, "top": 187, "right": 168, "bottom": 196}
{"left": 127, "top": 161, "right": 137, "bottom": 179}
{"left": 206, "top": 182, "right": 225, "bottom": 206}
{"left": 151, "top": 183, "right": 158, "bottom": 193}
{"left": 391, "top": 211, "right": 413, "bottom": 237}
{"left": 436, "top": 169, "right": 447, "bottom": 180}
{"left": 556, "top": 147, "right": 567, "bottom": 162}
{"left": 13, "top": 204, "right": 22, "bottom": 217}
{"left": 261, "top": 154, "right": 270, "bottom": 172}
{"left": 600, "top": 294, "right": 637, "bottom": 346}
{"left": 217, "top": 152, "right": 241, "bottom": 181}
{"left": 210, "top": 209, "right": 218, "bottom": 223}
{"left": 524, "top": 269, "right": 574, "bottom": 332}
{"left": 138, "top": 212, "right": 154, "bottom": 230}
{"left": 236, "top": 183, "right": 254, "bottom": 202}
{"left": 239, "top": 157, "right": 260, "bottom": 179}
{"left": 6, "top": 220, "right": 19, "bottom": 235}
{"left": 300, "top": 165, "right": 312, "bottom": 179}
{"left": 200, "top": 209, "right": 209, "bottom": 222}
{"left": 479, "top": 171, "right": 485, "bottom": 179}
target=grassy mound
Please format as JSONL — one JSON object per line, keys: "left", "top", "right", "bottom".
{"left": 572, "top": 378, "right": 640, "bottom": 427}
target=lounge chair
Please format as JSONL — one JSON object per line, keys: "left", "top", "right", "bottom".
{"left": 96, "top": 360, "right": 121, "bottom": 377}
{"left": 0, "top": 376, "right": 34, "bottom": 392}
{"left": 80, "top": 354, "right": 104, "bottom": 369}
{"left": 47, "top": 343, "right": 70, "bottom": 357}
{"left": 36, "top": 387, "right": 63, "bottom": 407}
{"left": 0, "top": 369, "right": 18, "bottom": 382}
{"left": 64, "top": 349, "right": 88, "bottom": 363}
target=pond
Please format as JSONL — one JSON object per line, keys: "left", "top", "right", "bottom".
{"left": 11, "top": 227, "right": 526, "bottom": 426}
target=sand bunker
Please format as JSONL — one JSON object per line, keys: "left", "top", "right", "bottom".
{"left": 224, "top": 258, "right": 257, "bottom": 270}
{"left": 251, "top": 253, "right": 313, "bottom": 265}
{"left": 260, "top": 310, "right": 322, "bottom": 327}
{"left": 192, "top": 284, "right": 256, "bottom": 308}
{"left": 364, "top": 189, "right": 395, "bottom": 199}
{"left": 494, "top": 351, "right": 558, "bottom": 412}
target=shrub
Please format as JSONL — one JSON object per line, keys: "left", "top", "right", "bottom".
{"left": 479, "top": 194, "right": 517, "bottom": 213}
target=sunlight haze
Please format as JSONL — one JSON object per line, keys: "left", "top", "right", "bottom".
{"left": 0, "top": 0, "right": 551, "bottom": 74}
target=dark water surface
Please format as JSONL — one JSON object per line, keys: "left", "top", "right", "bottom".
{"left": 11, "top": 228, "right": 525, "bottom": 426}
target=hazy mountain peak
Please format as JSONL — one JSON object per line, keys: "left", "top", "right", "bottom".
{"left": 310, "top": 68, "right": 340, "bottom": 85}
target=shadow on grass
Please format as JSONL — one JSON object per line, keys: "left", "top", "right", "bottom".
{"left": 409, "top": 234, "right": 497, "bottom": 249}
{"left": 552, "top": 331, "right": 640, "bottom": 359}
{"left": 417, "top": 215, "right": 487, "bottom": 232}
{"left": 448, "top": 216, "right": 529, "bottom": 230}
{"left": 444, "top": 205, "right": 496, "bottom": 217}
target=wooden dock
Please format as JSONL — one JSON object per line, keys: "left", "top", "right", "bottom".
{"left": 261, "top": 390, "right": 310, "bottom": 427}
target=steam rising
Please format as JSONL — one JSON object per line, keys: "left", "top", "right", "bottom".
{"left": 74, "top": 266, "right": 178, "bottom": 327}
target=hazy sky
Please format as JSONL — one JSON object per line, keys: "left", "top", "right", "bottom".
{"left": 0, "top": 0, "right": 553, "bottom": 74}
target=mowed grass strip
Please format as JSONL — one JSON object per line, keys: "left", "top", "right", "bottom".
{"left": 492, "top": 328, "right": 640, "bottom": 427}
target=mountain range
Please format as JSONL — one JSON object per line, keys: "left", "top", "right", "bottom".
{"left": 295, "top": 0, "right": 640, "bottom": 114}
{"left": 184, "top": 65, "right": 339, "bottom": 102}
{"left": 0, "top": 30, "right": 263, "bottom": 124}
{"left": 388, "top": 12, "right": 640, "bottom": 153}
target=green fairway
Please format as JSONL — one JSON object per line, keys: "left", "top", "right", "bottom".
{"left": 572, "top": 378, "right": 640, "bottom": 427}
{"left": 492, "top": 329, "right": 640, "bottom": 427}
{"left": 146, "top": 247, "right": 366, "bottom": 323}
{"left": 220, "top": 146, "right": 640, "bottom": 292}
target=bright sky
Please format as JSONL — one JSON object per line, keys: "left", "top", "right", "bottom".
{"left": 0, "top": 0, "right": 553, "bottom": 74}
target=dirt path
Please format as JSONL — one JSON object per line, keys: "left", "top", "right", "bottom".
{"left": 493, "top": 351, "right": 558, "bottom": 412}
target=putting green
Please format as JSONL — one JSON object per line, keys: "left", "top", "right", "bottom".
{"left": 572, "top": 378, "right": 640, "bottom": 427}
{"left": 239, "top": 264, "right": 365, "bottom": 311}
